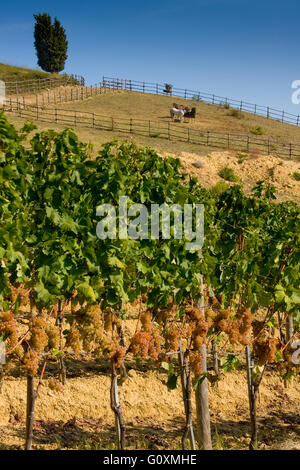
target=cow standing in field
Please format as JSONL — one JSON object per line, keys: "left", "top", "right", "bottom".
{"left": 170, "top": 105, "right": 186, "bottom": 122}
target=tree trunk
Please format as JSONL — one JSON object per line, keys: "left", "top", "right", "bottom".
{"left": 25, "top": 375, "right": 36, "bottom": 450}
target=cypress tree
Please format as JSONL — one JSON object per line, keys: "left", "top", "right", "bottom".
{"left": 33, "top": 13, "right": 68, "bottom": 73}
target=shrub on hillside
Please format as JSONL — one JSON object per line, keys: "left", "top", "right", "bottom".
{"left": 292, "top": 172, "right": 300, "bottom": 181}
{"left": 210, "top": 181, "right": 230, "bottom": 196}
{"left": 250, "top": 126, "right": 265, "bottom": 135}
{"left": 236, "top": 152, "right": 248, "bottom": 163}
{"left": 228, "top": 109, "right": 244, "bottom": 119}
{"left": 218, "top": 167, "right": 240, "bottom": 182}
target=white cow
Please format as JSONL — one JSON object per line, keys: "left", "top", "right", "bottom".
{"left": 170, "top": 107, "right": 185, "bottom": 122}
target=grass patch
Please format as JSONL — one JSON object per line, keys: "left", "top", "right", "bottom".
{"left": 210, "top": 181, "right": 230, "bottom": 195}
{"left": 250, "top": 126, "right": 265, "bottom": 135}
{"left": 228, "top": 109, "right": 244, "bottom": 119}
{"left": 292, "top": 172, "right": 300, "bottom": 181}
{"left": 218, "top": 167, "right": 240, "bottom": 182}
{"left": 0, "top": 63, "right": 59, "bottom": 82}
{"left": 236, "top": 152, "right": 248, "bottom": 163}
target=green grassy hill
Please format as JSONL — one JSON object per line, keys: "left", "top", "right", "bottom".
{"left": 0, "top": 63, "right": 60, "bottom": 82}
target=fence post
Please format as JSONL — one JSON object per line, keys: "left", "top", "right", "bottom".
{"left": 55, "top": 108, "right": 58, "bottom": 123}
{"left": 212, "top": 94, "right": 215, "bottom": 104}
{"left": 268, "top": 139, "right": 270, "bottom": 155}
{"left": 74, "top": 111, "right": 77, "bottom": 127}
{"left": 297, "top": 115, "right": 299, "bottom": 126}
{"left": 227, "top": 134, "right": 230, "bottom": 149}
{"left": 254, "top": 104, "right": 257, "bottom": 114}
{"left": 168, "top": 122, "right": 170, "bottom": 140}
{"left": 282, "top": 111, "right": 284, "bottom": 122}
{"left": 36, "top": 95, "right": 39, "bottom": 120}
{"left": 207, "top": 130, "right": 210, "bottom": 146}
{"left": 92, "top": 112, "right": 95, "bottom": 128}
{"left": 267, "top": 107, "right": 269, "bottom": 118}
{"left": 187, "top": 127, "right": 190, "bottom": 143}
{"left": 240, "top": 100, "right": 243, "bottom": 111}
{"left": 112, "top": 117, "right": 114, "bottom": 131}
{"left": 289, "top": 143, "right": 292, "bottom": 159}
{"left": 148, "top": 120, "right": 151, "bottom": 136}
{"left": 130, "top": 118, "right": 133, "bottom": 133}
{"left": 184, "top": 89, "right": 187, "bottom": 99}
{"left": 143, "top": 82, "right": 145, "bottom": 93}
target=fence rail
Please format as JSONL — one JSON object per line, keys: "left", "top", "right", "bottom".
{"left": 2, "top": 99, "right": 300, "bottom": 160}
{"left": 102, "top": 76, "right": 300, "bottom": 127}
{"left": 4, "top": 74, "right": 85, "bottom": 96}
{"left": 9, "top": 83, "right": 115, "bottom": 108}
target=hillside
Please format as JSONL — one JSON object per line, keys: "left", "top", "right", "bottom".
{"left": 49, "top": 89, "right": 300, "bottom": 145}
{"left": 0, "top": 64, "right": 59, "bottom": 82}
{"left": 3, "top": 83, "right": 300, "bottom": 202}
{"left": 6, "top": 112, "right": 300, "bottom": 204}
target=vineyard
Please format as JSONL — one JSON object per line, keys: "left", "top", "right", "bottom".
{"left": 0, "top": 111, "right": 299, "bottom": 451}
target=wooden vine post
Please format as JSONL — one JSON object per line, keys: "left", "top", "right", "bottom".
{"left": 25, "top": 374, "right": 36, "bottom": 450}
{"left": 178, "top": 344, "right": 196, "bottom": 450}
{"left": 56, "top": 300, "right": 66, "bottom": 385}
{"left": 110, "top": 360, "right": 126, "bottom": 449}
{"left": 285, "top": 313, "right": 294, "bottom": 387}
{"left": 194, "top": 277, "right": 212, "bottom": 449}
{"left": 245, "top": 345, "right": 257, "bottom": 450}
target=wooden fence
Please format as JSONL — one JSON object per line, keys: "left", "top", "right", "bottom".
{"left": 4, "top": 74, "right": 85, "bottom": 96}
{"left": 102, "top": 76, "right": 300, "bottom": 127}
{"left": 10, "top": 83, "right": 116, "bottom": 108}
{"left": 2, "top": 100, "right": 300, "bottom": 160}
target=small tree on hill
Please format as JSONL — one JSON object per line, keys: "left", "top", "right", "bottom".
{"left": 33, "top": 13, "right": 68, "bottom": 73}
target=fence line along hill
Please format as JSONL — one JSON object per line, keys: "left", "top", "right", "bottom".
{"left": 102, "top": 76, "right": 300, "bottom": 127}
{"left": 3, "top": 99, "right": 300, "bottom": 160}
{"left": 3, "top": 74, "right": 85, "bottom": 96}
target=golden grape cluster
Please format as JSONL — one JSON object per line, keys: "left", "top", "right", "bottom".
{"left": 130, "top": 312, "right": 163, "bottom": 360}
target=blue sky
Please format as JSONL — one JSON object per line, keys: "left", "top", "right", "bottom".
{"left": 1, "top": 0, "right": 300, "bottom": 114}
